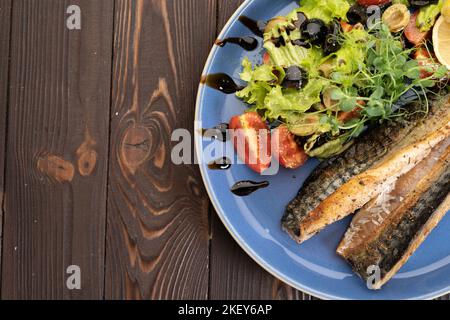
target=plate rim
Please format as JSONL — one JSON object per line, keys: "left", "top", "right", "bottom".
{"left": 194, "top": 0, "right": 450, "bottom": 300}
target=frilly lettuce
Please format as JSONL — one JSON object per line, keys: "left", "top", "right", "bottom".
{"left": 324, "top": 28, "right": 368, "bottom": 75}
{"left": 236, "top": 58, "right": 328, "bottom": 121}
{"left": 298, "top": 0, "right": 352, "bottom": 24}
{"left": 263, "top": 80, "right": 326, "bottom": 119}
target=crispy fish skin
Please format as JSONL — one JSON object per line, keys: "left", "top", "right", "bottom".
{"left": 282, "top": 116, "right": 423, "bottom": 241}
{"left": 299, "top": 123, "right": 449, "bottom": 240}
{"left": 337, "top": 138, "right": 450, "bottom": 258}
{"left": 338, "top": 146, "right": 450, "bottom": 289}
{"left": 282, "top": 98, "right": 450, "bottom": 243}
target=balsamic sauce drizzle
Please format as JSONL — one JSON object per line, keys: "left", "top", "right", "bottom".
{"left": 200, "top": 73, "right": 244, "bottom": 94}
{"left": 230, "top": 180, "right": 270, "bottom": 197}
{"left": 215, "top": 36, "right": 259, "bottom": 51}
{"left": 238, "top": 16, "right": 267, "bottom": 38}
{"left": 208, "top": 157, "right": 232, "bottom": 171}
{"left": 203, "top": 15, "right": 273, "bottom": 196}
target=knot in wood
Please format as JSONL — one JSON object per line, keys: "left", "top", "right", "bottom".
{"left": 120, "top": 126, "right": 152, "bottom": 174}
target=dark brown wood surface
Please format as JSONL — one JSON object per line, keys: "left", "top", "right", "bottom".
{"left": 0, "top": 0, "right": 447, "bottom": 300}
{"left": 1, "top": 0, "right": 113, "bottom": 299}
{"left": 0, "top": 0, "right": 11, "bottom": 284}
{"left": 104, "top": 0, "right": 215, "bottom": 299}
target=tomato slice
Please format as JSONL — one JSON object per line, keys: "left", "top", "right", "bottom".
{"left": 405, "top": 11, "right": 430, "bottom": 46}
{"left": 340, "top": 21, "right": 354, "bottom": 33}
{"left": 229, "top": 112, "right": 271, "bottom": 173}
{"left": 272, "top": 125, "right": 308, "bottom": 169}
{"left": 263, "top": 51, "right": 271, "bottom": 65}
{"left": 337, "top": 100, "right": 365, "bottom": 124}
{"left": 413, "top": 47, "right": 435, "bottom": 78}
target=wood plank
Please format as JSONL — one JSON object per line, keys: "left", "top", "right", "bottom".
{"left": 0, "top": 0, "right": 12, "bottom": 289}
{"left": 211, "top": 213, "right": 315, "bottom": 300}
{"left": 105, "top": 0, "right": 216, "bottom": 299}
{"left": 209, "top": 0, "right": 312, "bottom": 300}
{"left": 1, "top": 0, "right": 114, "bottom": 299}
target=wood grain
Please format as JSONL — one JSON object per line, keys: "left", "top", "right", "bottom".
{"left": 208, "top": 0, "right": 312, "bottom": 300}
{"left": 210, "top": 214, "right": 315, "bottom": 300}
{"left": 1, "top": 0, "right": 114, "bottom": 299}
{"left": 0, "top": 0, "right": 12, "bottom": 289}
{"left": 104, "top": 0, "right": 216, "bottom": 299}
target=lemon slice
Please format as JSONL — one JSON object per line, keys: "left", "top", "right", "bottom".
{"left": 433, "top": 15, "right": 450, "bottom": 69}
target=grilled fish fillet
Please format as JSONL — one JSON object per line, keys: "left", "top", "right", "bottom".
{"left": 337, "top": 138, "right": 450, "bottom": 289}
{"left": 282, "top": 97, "right": 450, "bottom": 243}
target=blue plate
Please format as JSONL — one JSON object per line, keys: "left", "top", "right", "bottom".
{"left": 194, "top": 0, "right": 450, "bottom": 300}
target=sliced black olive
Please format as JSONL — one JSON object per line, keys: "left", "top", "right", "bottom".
{"left": 301, "top": 19, "right": 328, "bottom": 45}
{"left": 409, "top": 0, "right": 439, "bottom": 8}
{"left": 294, "top": 12, "right": 308, "bottom": 30}
{"left": 323, "top": 20, "right": 342, "bottom": 56}
{"left": 282, "top": 66, "right": 308, "bottom": 89}
{"left": 292, "top": 39, "right": 312, "bottom": 48}
{"left": 347, "top": 4, "right": 368, "bottom": 25}
{"left": 272, "top": 36, "right": 286, "bottom": 47}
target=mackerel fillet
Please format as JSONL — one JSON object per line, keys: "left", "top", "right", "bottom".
{"left": 282, "top": 97, "right": 450, "bottom": 243}
{"left": 337, "top": 138, "right": 450, "bottom": 289}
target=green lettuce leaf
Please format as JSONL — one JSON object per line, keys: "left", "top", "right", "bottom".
{"left": 258, "top": 79, "right": 327, "bottom": 121}
{"left": 417, "top": 0, "right": 443, "bottom": 32}
{"left": 327, "top": 28, "right": 368, "bottom": 74}
{"left": 298, "top": 0, "right": 352, "bottom": 24}
{"left": 236, "top": 57, "right": 281, "bottom": 109}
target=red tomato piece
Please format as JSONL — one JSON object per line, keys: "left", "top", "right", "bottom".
{"left": 413, "top": 47, "right": 435, "bottom": 78}
{"left": 405, "top": 11, "right": 430, "bottom": 47}
{"left": 263, "top": 51, "right": 271, "bottom": 65}
{"left": 272, "top": 125, "right": 308, "bottom": 169}
{"left": 338, "top": 101, "right": 365, "bottom": 123}
{"left": 340, "top": 21, "right": 354, "bottom": 33}
{"left": 229, "top": 112, "right": 272, "bottom": 174}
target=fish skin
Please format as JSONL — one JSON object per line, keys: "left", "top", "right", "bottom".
{"left": 282, "top": 117, "right": 421, "bottom": 241}
{"left": 282, "top": 97, "right": 450, "bottom": 243}
{"left": 337, "top": 138, "right": 450, "bottom": 258}
{"left": 299, "top": 121, "right": 450, "bottom": 240}
{"left": 339, "top": 146, "right": 450, "bottom": 289}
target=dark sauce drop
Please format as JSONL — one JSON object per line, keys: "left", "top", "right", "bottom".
{"left": 200, "top": 73, "right": 243, "bottom": 94}
{"left": 202, "top": 123, "right": 230, "bottom": 142}
{"left": 215, "top": 36, "right": 259, "bottom": 51}
{"left": 238, "top": 16, "right": 267, "bottom": 37}
{"left": 208, "top": 157, "right": 232, "bottom": 171}
{"left": 231, "top": 180, "right": 270, "bottom": 197}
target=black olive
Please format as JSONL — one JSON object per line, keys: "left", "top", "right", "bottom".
{"left": 301, "top": 19, "right": 328, "bottom": 45}
{"left": 292, "top": 39, "right": 312, "bottom": 48}
{"left": 294, "top": 12, "right": 308, "bottom": 30}
{"left": 323, "top": 20, "right": 342, "bottom": 56}
{"left": 409, "top": 0, "right": 439, "bottom": 8}
{"left": 347, "top": 4, "right": 368, "bottom": 25}
{"left": 272, "top": 36, "right": 286, "bottom": 47}
{"left": 282, "top": 66, "right": 308, "bottom": 89}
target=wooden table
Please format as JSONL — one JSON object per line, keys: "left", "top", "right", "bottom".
{"left": 0, "top": 0, "right": 448, "bottom": 300}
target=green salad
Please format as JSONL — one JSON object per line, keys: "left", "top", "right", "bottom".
{"left": 236, "top": 0, "right": 448, "bottom": 159}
